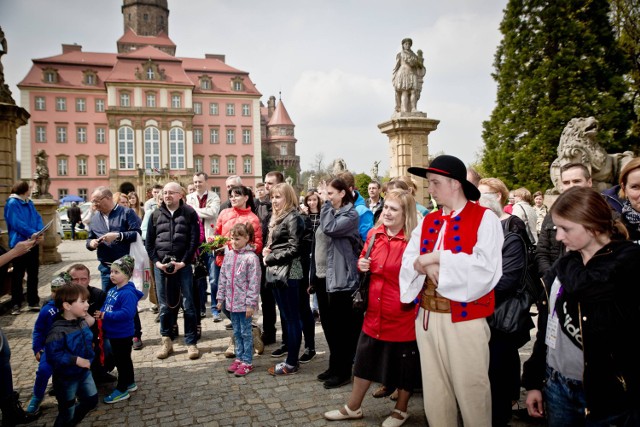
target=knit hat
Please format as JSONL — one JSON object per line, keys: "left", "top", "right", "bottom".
{"left": 111, "top": 255, "right": 135, "bottom": 278}
{"left": 408, "top": 154, "right": 481, "bottom": 201}
{"left": 51, "top": 272, "right": 72, "bottom": 292}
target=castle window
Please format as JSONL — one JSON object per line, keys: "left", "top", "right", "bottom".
{"left": 280, "top": 144, "right": 287, "bottom": 155}
{"left": 226, "top": 128, "right": 235, "bottom": 144}
{"left": 95, "top": 99, "right": 105, "bottom": 112}
{"left": 97, "top": 158, "right": 107, "bottom": 176}
{"left": 35, "top": 96, "right": 46, "bottom": 111}
{"left": 117, "top": 126, "right": 135, "bottom": 169}
{"left": 77, "top": 157, "right": 88, "bottom": 176}
{"left": 144, "top": 127, "right": 160, "bottom": 170}
{"left": 146, "top": 67, "right": 154, "bottom": 80}
{"left": 231, "top": 77, "right": 244, "bottom": 91}
{"left": 209, "top": 102, "right": 218, "bottom": 115}
{"left": 242, "top": 104, "right": 250, "bottom": 116}
{"left": 210, "top": 157, "right": 220, "bottom": 175}
{"left": 171, "top": 94, "right": 181, "bottom": 108}
{"left": 243, "top": 157, "right": 252, "bottom": 175}
{"left": 200, "top": 77, "right": 211, "bottom": 90}
{"left": 193, "top": 128, "right": 203, "bottom": 144}
{"left": 227, "top": 157, "right": 236, "bottom": 175}
{"left": 242, "top": 129, "right": 251, "bottom": 144}
{"left": 43, "top": 69, "right": 58, "bottom": 84}
{"left": 76, "top": 126, "right": 87, "bottom": 143}
{"left": 146, "top": 92, "right": 156, "bottom": 107}
{"left": 96, "top": 127, "right": 106, "bottom": 144}
{"left": 210, "top": 128, "right": 219, "bottom": 144}
{"left": 83, "top": 71, "right": 98, "bottom": 86}
{"left": 194, "top": 156, "right": 204, "bottom": 173}
{"left": 57, "top": 126, "right": 67, "bottom": 143}
{"left": 76, "top": 98, "right": 86, "bottom": 112}
{"left": 36, "top": 126, "right": 46, "bottom": 143}
{"left": 56, "top": 97, "right": 66, "bottom": 111}
{"left": 57, "top": 157, "right": 68, "bottom": 176}
{"left": 169, "top": 127, "right": 185, "bottom": 169}
{"left": 193, "top": 102, "right": 202, "bottom": 115}
{"left": 120, "top": 92, "right": 130, "bottom": 107}
{"left": 226, "top": 103, "right": 235, "bottom": 116}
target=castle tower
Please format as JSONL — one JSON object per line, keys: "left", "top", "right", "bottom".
{"left": 265, "top": 98, "right": 300, "bottom": 182}
{"left": 122, "top": 0, "right": 169, "bottom": 36}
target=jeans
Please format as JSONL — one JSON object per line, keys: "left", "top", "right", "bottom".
{"left": 52, "top": 370, "right": 98, "bottom": 427}
{"left": 544, "top": 366, "right": 587, "bottom": 427}
{"left": 272, "top": 279, "right": 302, "bottom": 366}
{"left": 98, "top": 263, "right": 142, "bottom": 340}
{"left": 109, "top": 337, "right": 134, "bottom": 392}
{"left": 33, "top": 351, "right": 54, "bottom": 400}
{"left": 209, "top": 261, "right": 221, "bottom": 316}
{"left": 11, "top": 247, "right": 40, "bottom": 307}
{"left": 155, "top": 266, "right": 198, "bottom": 345}
{"left": 230, "top": 312, "right": 253, "bottom": 365}
{"left": 298, "top": 283, "right": 315, "bottom": 351}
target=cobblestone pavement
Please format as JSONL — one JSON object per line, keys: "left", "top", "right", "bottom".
{"left": 1, "top": 240, "right": 542, "bottom": 426}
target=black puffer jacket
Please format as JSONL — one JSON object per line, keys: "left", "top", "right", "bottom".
{"left": 522, "top": 240, "right": 640, "bottom": 420}
{"left": 264, "top": 209, "right": 304, "bottom": 267}
{"left": 535, "top": 214, "right": 564, "bottom": 277}
{"left": 145, "top": 200, "right": 200, "bottom": 264}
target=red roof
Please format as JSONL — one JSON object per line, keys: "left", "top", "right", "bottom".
{"left": 117, "top": 28, "right": 176, "bottom": 48}
{"left": 106, "top": 46, "right": 192, "bottom": 85}
{"left": 267, "top": 99, "right": 294, "bottom": 127}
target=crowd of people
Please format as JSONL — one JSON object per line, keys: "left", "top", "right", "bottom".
{"left": 2, "top": 155, "right": 640, "bottom": 426}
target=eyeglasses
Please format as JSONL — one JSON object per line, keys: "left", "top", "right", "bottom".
{"left": 91, "top": 196, "right": 105, "bottom": 205}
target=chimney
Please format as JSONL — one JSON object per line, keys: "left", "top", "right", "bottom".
{"left": 62, "top": 43, "right": 82, "bottom": 54}
{"left": 205, "top": 54, "right": 225, "bottom": 63}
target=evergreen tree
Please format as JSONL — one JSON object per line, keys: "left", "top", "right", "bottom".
{"left": 482, "top": 0, "right": 634, "bottom": 191}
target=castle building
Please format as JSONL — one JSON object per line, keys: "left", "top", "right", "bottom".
{"left": 17, "top": 0, "right": 299, "bottom": 201}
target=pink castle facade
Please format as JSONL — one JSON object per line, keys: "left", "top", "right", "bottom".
{"left": 17, "top": 0, "right": 299, "bottom": 202}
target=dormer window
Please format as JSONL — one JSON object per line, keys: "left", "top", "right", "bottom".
{"left": 43, "top": 68, "right": 58, "bottom": 84}
{"left": 83, "top": 70, "right": 98, "bottom": 86}
{"left": 135, "top": 60, "right": 165, "bottom": 81}
{"left": 146, "top": 67, "right": 155, "bottom": 80}
{"left": 231, "top": 77, "right": 244, "bottom": 92}
{"left": 200, "top": 76, "right": 212, "bottom": 90}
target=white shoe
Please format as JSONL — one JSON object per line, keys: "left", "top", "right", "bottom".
{"left": 156, "top": 336, "right": 174, "bottom": 359}
{"left": 382, "top": 409, "right": 409, "bottom": 427}
{"left": 187, "top": 345, "right": 200, "bottom": 360}
{"left": 324, "top": 404, "right": 363, "bottom": 421}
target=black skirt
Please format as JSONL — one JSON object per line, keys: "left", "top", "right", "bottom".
{"left": 352, "top": 331, "right": 421, "bottom": 392}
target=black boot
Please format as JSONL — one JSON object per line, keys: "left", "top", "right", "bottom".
{"left": 1, "top": 391, "right": 39, "bottom": 426}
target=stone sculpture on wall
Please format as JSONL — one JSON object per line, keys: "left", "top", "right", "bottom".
{"left": 332, "top": 158, "right": 348, "bottom": 175}
{"left": 371, "top": 160, "right": 380, "bottom": 179}
{"left": 549, "top": 116, "right": 635, "bottom": 193}
{"left": 32, "top": 149, "right": 53, "bottom": 199}
{"left": 0, "top": 26, "right": 14, "bottom": 104}
{"left": 392, "top": 37, "right": 426, "bottom": 114}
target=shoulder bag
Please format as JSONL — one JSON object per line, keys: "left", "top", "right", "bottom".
{"left": 352, "top": 234, "right": 377, "bottom": 313}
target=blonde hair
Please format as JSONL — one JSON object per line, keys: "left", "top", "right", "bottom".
{"left": 380, "top": 189, "right": 417, "bottom": 241}
{"left": 513, "top": 187, "right": 533, "bottom": 204}
{"left": 478, "top": 177, "right": 509, "bottom": 206}
{"left": 618, "top": 157, "right": 640, "bottom": 200}
{"left": 270, "top": 183, "right": 298, "bottom": 215}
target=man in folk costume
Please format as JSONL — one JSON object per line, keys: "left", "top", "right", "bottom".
{"left": 399, "top": 155, "right": 503, "bottom": 426}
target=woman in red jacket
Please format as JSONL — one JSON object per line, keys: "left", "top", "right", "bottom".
{"left": 324, "top": 189, "right": 419, "bottom": 427}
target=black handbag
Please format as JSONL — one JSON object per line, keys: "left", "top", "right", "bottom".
{"left": 352, "top": 234, "right": 376, "bottom": 313}
{"left": 265, "top": 263, "right": 291, "bottom": 289}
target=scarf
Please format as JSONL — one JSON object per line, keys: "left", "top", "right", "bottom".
{"left": 622, "top": 200, "right": 640, "bottom": 231}
{"left": 267, "top": 206, "right": 295, "bottom": 249}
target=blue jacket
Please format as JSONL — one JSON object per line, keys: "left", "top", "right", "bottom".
{"left": 32, "top": 299, "right": 58, "bottom": 355}
{"left": 86, "top": 204, "right": 141, "bottom": 264}
{"left": 4, "top": 194, "right": 44, "bottom": 248}
{"left": 45, "top": 318, "right": 94, "bottom": 380}
{"left": 101, "top": 281, "right": 143, "bottom": 339}
{"left": 353, "top": 191, "right": 373, "bottom": 242}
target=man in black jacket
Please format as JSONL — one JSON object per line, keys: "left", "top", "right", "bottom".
{"left": 67, "top": 202, "right": 82, "bottom": 240}
{"left": 536, "top": 163, "right": 592, "bottom": 276}
{"left": 146, "top": 182, "right": 201, "bottom": 361}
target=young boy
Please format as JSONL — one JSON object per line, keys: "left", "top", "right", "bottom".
{"left": 26, "top": 272, "right": 72, "bottom": 416}
{"left": 45, "top": 284, "right": 98, "bottom": 426}
{"left": 94, "top": 255, "right": 143, "bottom": 404}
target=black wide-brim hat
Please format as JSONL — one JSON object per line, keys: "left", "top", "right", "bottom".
{"left": 408, "top": 154, "right": 481, "bottom": 201}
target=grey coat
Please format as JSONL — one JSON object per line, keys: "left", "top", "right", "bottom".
{"left": 319, "top": 201, "right": 360, "bottom": 293}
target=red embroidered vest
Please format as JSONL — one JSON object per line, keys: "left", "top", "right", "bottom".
{"left": 420, "top": 201, "right": 495, "bottom": 322}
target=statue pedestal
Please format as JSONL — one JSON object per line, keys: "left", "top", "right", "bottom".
{"left": 378, "top": 114, "right": 440, "bottom": 205}
{"left": 0, "top": 102, "right": 30, "bottom": 248}
{"left": 32, "top": 199, "right": 62, "bottom": 264}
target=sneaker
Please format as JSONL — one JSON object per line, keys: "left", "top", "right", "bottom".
{"left": 299, "top": 348, "right": 316, "bottom": 364}
{"left": 234, "top": 363, "right": 254, "bottom": 377}
{"left": 26, "top": 396, "right": 42, "bottom": 415}
{"left": 103, "top": 389, "right": 130, "bottom": 404}
{"left": 224, "top": 321, "right": 233, "bottom": 330}
{"left": 132, "top": 337, "right": 143, "bottom": 350}
{"left": 156, "top": 336, "right": 174, "bottom": 359}
{"left": 227, "top": 359, "right": 242, "bottom": 373}
{"left": 11, "top": 305, "right": 21, "bottom": 315}
{"left": 127, "top": 383, "right": 138, "bottom": 392}
{"left": 187, "top": 345, "right": 200, "bottom": 360}
{"left": 271, "top": 345, "right": 288, "bottom": 358}
{"left": 213, "top": 313, "right": 222, "bottom": 323}
{"left": 268, "top": 362, "right": 299, "bottom": 376}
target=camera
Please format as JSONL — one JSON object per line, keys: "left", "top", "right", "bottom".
{"left": 162, "top": 255, "right": 176, "bottom": 273}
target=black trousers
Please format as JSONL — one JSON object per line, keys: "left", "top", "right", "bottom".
{"left": 260, "top": 264, "right": 287, "bottom": 344}
{"left": 11, "top": 246, "right": 40, "bottom": 307}
{"left": 298, "top": 278, "right": 316, "bottom": 351}
{"left": 489, "top": 330, "right": 521, "bottom": 426}
{"left": 109, "top": 337, "right": 134, "bottom": 393}
{"left": 317, "top": 282, "right": 363, "bottom": 379}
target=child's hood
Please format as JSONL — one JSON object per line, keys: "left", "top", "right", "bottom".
{"left": 117, "top": 281, "right": 144, "bottom": 301}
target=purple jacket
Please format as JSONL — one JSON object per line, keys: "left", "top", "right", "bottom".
{"left": 217, "top": 245, "right": 261, "bottom": 313}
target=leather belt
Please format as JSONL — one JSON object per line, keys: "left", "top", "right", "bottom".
{"left": 419, "top": 278, "right": 451, "bottom": 313}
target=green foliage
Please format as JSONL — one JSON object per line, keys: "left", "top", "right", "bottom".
{"left": 482, "top": 0, "right": 636, "bottom": 191}
{"left": 354, "top": 173, "right": 372, "bottom": 197}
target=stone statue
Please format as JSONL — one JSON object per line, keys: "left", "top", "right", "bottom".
{"left": 285, "top": 176, "right": 293, "bottom": 186}
{"left": 32, "top": 149, "right": 52, "bottom": 199}
{"left": 392, "top": 38, "right": 426, "bottom": 113}
{"left": 549, "top": 117, "right": 635, "bottom": 193}
{"left": 307, "top": 174, "right": 315, "bottom": 190}
{"left": 371, "top": 160, "right": 380, "bottom": 179}
{"left": 332, "top": 158, "right": 348, "bottom": 175}
{"left": 0, "top": 26, "right": 14, "bottom": 104}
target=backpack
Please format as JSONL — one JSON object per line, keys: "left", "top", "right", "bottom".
{"left": 502, "top": 215, "right": 543, "bottom": 304}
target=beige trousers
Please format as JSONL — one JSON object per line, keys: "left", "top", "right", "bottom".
{"left": 415, "top": 308, "right": 492, "bottom": 427}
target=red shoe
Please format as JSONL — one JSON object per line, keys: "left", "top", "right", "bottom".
{"left": 227, "top": 359, "right": 242, "bottom": 373}
{"left": 234, "top": 363, "right": 254, "bottom": 377}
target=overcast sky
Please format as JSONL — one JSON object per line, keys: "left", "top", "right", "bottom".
{"left": 1, "top": 0, "right": 508, "bottom": 176}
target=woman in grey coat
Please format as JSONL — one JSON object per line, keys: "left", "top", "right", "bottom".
{"left": 315, "top": 177, "right": 363, "bottom": 389}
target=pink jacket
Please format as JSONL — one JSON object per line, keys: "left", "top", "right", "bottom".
{"left": 217, "top": 245, "right": 262, "bottom": 313}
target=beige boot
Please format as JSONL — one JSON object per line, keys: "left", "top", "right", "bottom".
{"left": 224, "top": 336, "right": 236, "bottom": 358}
{"left": 187, "top": 344, "right": 200, "bottom": 360}
{"left": 252, "top": 325, "right": 264, "bottom": 355}
{"left": 156, "top": 336, "right": 173, "bottom": 359}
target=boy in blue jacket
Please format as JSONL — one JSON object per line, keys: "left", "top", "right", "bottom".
{"left": 94, "top": 255, "right": 143, "bottom": 404}
{"left": 45, "top": 284, "right": 98, "bottom": 426}
{"left": 26, "top": 272, "right": 72, "bottom": 416}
